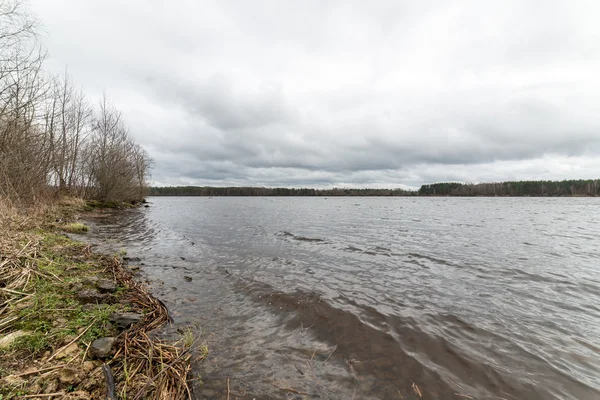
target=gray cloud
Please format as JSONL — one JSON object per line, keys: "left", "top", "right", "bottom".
{"left": 31, "top": 0, "right": 600, "bottom": 188}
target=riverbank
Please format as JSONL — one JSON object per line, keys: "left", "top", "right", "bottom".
{"left": 0, "top": 199, "right": 202, "bottom": 399}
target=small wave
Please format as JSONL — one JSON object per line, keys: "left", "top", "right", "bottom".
{"left": 407, "top": 252, "right": 453, "bottom": 267}
{"left": 344, "top": 245, "right": 363, "bottom": 253}
{"left": 276, "top": 231, "right": 327, "bottom": 243}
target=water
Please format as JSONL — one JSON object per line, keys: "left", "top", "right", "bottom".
{"left": 84, "top": 197, "right": 600, "bottom": 399}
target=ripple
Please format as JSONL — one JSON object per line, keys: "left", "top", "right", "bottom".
{"left": 84, "top": 197, "right": 600, "bottom": 400}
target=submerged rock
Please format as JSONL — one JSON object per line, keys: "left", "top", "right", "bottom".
{"left": 89, "top": 337, "right": 116, "bottom": 359}
{"left": 184, "top": 276, "right": 193, "bottom": 282}
{"left": 123, "top": 256, "right": 141, "bottom": 262}
{"left": 110, "top": 312, "right": 143, "bottom": 330}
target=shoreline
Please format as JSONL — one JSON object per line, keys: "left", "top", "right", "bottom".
{"left": 0, "top": 201, "right": 200, "bottom": 399}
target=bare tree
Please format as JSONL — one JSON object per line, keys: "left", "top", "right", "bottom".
{"left": 1, "top": 1, "right": 150, "bottom": 205}
{"left": 83, "top": 93, "right": 151, "bottom": 202}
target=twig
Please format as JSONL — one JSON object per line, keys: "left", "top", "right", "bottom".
{"left": 81, "top": 340, "right": 91, "bottom": 364}
{"left": 412, "top": 382, "right": 422, "bottom": 398}
{"left": 11, "top": 364, "right": 65, "bottom": 378}
{"left": 47, "top": 319, "right": 95, "bottom": 362}
{"left": 323, "top": 345, "right": 337, "bottom": 363}
{"left": 271, "top": 382, "right": 309, "bottom": 396}
{"left": 103, "top": 364, "right": 117, "bottom": 400}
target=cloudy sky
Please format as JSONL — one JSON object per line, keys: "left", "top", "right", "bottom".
{"left": 30, "top": 0, "right": 600, "bottom": 188}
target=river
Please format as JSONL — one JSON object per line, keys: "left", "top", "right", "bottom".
{"left": 84, "top": 196, "right": 600, "bottom": 400}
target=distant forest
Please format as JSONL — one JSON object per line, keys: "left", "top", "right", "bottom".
{"left": 150, "top": 179, "right": 600, "bottom": 197}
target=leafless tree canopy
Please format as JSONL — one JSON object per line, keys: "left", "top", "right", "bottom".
{"left": 0, "top": 0, "right": 151, "bottom": 205}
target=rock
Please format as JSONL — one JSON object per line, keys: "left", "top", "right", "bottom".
{"left": 69, "top": 281, "right": 84, "bottom": 292}
{"left": 144, "top": 204, "right": 150, "bottom": 208}
{"left": 0, "top": 330, "right": 30, "bottom": 349}
{"left": 77, "top": 289, "right": 102, "bottom": 303}
{"left": 184, "top": 276, "right": 193, "bottom": 282}
{"left": 180, "top": 256, "right": 186, "bottom": 260}
{"left": 55, "top": 342, "right": 79, "bottom": 359}
{"left": 96, "top": 279, "right": 117, "bottom": 293}
{"left": 77, "top": 289, "right": 115, "bottom": 304}
{"left": 110, "top": 312, "right": 143, "bottom": 330}
{"left": 123, "top": 256, "right": 141, "bottom": 262}
{"left": 89, "top": 337, "right": 116, "bottom": 359}
{"left": 82, "top": 361, "right": 95, "bottom": 372}
{"left": 129, "top": 265, "right": 140, "bottom": 271}
{"left": 81, "top": 276, "right": 98, "bottom": 286}
{"left": 59, "top": 367, "right": 82, "bottom": 385}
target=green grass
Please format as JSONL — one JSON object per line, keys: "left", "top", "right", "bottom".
{"left": 60, "top": 222, "right": 89, "bottom": 233}
{"left": 3, "top": 230, "right": 129, "bottom": 358}
{"left": 10, "top": 332, "right": 50, "bottom": 355}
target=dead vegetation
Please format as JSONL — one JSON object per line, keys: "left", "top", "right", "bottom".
{"left": 0, "top": 203, "right": 204, "bottom": 399}
{"left": 0, "top": 0, "right": 152, "bottom": 207}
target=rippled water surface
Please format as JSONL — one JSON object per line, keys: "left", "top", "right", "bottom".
{"left": 85, "top": 197, "right": 600, "bottom": 399}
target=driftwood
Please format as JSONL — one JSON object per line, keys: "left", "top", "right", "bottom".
{"left": 103, "top": 364, "right": 117, "bottom": 400}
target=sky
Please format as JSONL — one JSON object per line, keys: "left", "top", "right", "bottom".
{"left": 30, "top": 0, "right": 600, "bottom": 189}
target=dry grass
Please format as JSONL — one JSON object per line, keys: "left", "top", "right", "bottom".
{"left": 104, "top": 255, "right": 201, "bottom": 399}
{"left": 0, "top": 200, "right": 202, "bottom": 399}
{"left": 60, "top": 222, "right": 89, "bottom": 233}
{"left": 57, "top": 197, "right": 87, "bottom": 208}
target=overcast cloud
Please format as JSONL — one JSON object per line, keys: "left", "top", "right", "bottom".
{"left": 30, "top": 0, "right": 600, "bottom": 188}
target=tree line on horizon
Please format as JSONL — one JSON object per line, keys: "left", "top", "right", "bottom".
{"left": 150, "top": 179, "right": 600, "bottom": 197}
{"left": 149, "top": 186, "right": 415, "bottom": 196}
{"left": 419, "top": 179, "right": 600, "bottom": 196}
{"left": 0, "top": 0, "right": 151, "bottom": 206}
